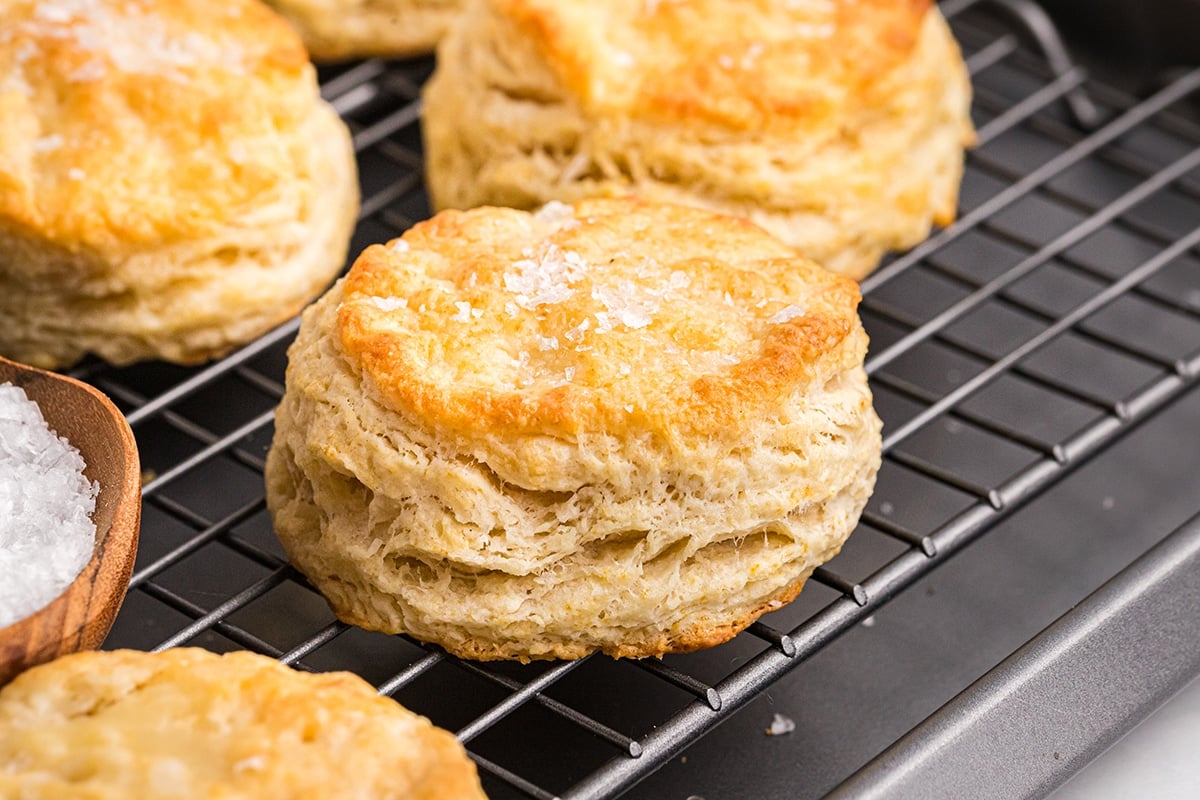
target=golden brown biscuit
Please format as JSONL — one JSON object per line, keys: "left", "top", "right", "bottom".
{"left": 0, "top": 648, "right": 486, "bottom": 799}
{"left": 0, "top": 0, "right": 359, "bottom": 369}
{"left": 423, "top": 0, "right": 974, "bottom": 280}
{"left": 266, "top": 198, "right": 882, "bottom": 661}
{"left": 264, "top": 0, "right": 463, "bottom": 61}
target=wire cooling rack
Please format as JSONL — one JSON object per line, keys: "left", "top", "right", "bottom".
{"left": 87, "top": 0, "right": 1200, "bottom": 797}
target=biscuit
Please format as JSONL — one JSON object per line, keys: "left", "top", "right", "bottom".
{"left": 423, "top": 0, "right": 974, "bottom": 280}
{"left": 0, "top": 648, "right": 486, "bottom": 799}
{"left": 266, "top": 198, "right": 882, "bottom": 661}
{"left": 264, "top": 0, "right": 463, "bottom": 61}
{"left": 0, "top": 0, "right": 359, "bottom": 369}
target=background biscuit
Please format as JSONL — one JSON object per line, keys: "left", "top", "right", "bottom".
{"left": 265, "top": 0, "right": 463, "bottom": 61}
{"left": 423, "top": 0, "right": 974, "bottom": 279}
{"left": 0, "top": 0, "right": 359, "bottom": 368}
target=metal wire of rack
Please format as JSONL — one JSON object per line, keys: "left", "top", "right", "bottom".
{"left": 88, "top": 1, "right": 1200, "bottom": 797}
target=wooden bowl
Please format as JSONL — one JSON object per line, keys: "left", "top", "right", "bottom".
{"left": 0, "top": 356, "right": 141, "bottom": 685}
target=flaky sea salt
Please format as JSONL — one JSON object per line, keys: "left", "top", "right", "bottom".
{"left": 33, "top": 134, "right": 63, "bottom": 153}
{"left": 503, "top": 243, "right": 587, "bottom": 310}
{"left": 563, "top": 318, "right": 590, "bottom": 343}
{"left": 0, "top": 383, "right": 98, "bottom": 628}
{"left": 533, "top": 200, "right": 577, "bottom": 226}
{"left": 592, "top": 282, "right": 657, "bottom": 331}
{"left": 768, "top": 304, "right": 806, "bottom": 324}
{"left": 366, "top": 296, "right": 407, "bottom": 312}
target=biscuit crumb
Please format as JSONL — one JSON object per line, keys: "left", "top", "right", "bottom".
{"left": 766, "top": 712, "right": 796, "bottom": 736}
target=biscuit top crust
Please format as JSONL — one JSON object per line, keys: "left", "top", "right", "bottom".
{"left": 493, "top": 0, "right": 930, "bottom": 132}
{"left": 338, "top": 198, "right": 863, "bottom": 439}
{"left": 0, "top": 0, "right": 314, "bottom": 252}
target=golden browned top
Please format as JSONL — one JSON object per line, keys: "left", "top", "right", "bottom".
{"left": 338, "top": 198, "right": 863, "bottom": 439}
{"left": 0, "top": 0, "right": 315, "bottom": 253}
{"left": 0, "top": 648, "right": 486, "bottom": 799}
{"left": 491, "top": 0, "right": 931, "bottom": 131}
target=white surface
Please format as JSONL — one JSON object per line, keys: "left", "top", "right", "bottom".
{"left": 1051, "top": 673, "right": 1200, "bottom": 800}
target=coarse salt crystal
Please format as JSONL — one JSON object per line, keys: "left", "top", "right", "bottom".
{"left": 592, "top": 282, "right": 656, "bottom": 330}
{"left": 563, "top": 366, "right": 576, "bottom": 382}
{"left": 768, "top": 305, "right": 806, "bottom": 324}
{"left": 740, "top": 42, "right": 766, "bottom": 69}
{"left": 68, "top": 60, "right": 105, "bottom": 82}
{"left": 233, "top": 755, "right": 266, "bottom": 774}
{"left": 0, "top": 383, "right": 98, "bottom": 628}
{"left": 612, "top": 50, "right": 636, "bottom": 68}
{"left": 34, "top": 5, "right": 73, "bottom": 23}
{"left": 33, "top": 134, "right": 63, "bottom": 152}
{"left": 452, "top": 302, "right": 473, "bottom": 323}
{"left": 227, "top": 141, "right": 248, "bottom": 165}
{"left": 503, "top": 243, "right": 587, "bottom": 310}
{"left": 794, "top": 21, "right": 836, "bottom": 38}
{"left": 563, "top": 318, "right": 590, "bottom": 342}
{"left": 366, "top": 296, "right": 407, "bottom": 312}
{"left": 537, "top": 336, "right": 559, "bottom": 351}
{"left": 618, "top": 363, "right": 631, "bottom": 376}
{"left": 389, "top": 238, "right": 410, "bottom": 253}
{"left": 14, "top": 40, "right": 37, "bottom": 64}
{"left": 67, "top": 168, "right": 85, "bottom": 180}
{"left": 365, "top": 538, "right": 384, "bottom": 557}
{"left": 533, "top": 201, "right": 576, "bottom": 224}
